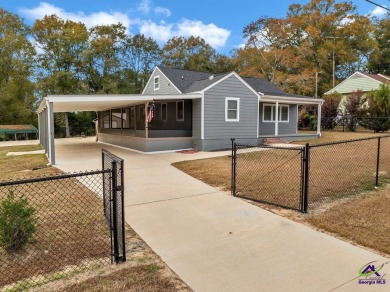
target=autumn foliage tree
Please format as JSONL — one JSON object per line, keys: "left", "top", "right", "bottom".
{"left": 235, "top": 0, "right": 376, "bottom": 96}
{"left": 344, "top": 90, "right": 364, "bottom": 131}
{"left": 321, "top": 93, "right": 341, "bottom": 130}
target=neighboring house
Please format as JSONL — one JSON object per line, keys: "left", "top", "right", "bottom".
{"left": 325, "top": 72, "right": 390, "bottom": 97}
{"left": 96, "top": 66, "right": 323, "bottom": 151}
{"left": 37, "top": 66, "right": 323, "bottom": 164}
{"left": 0, "top": 124, "right": 38, "bottom": 141}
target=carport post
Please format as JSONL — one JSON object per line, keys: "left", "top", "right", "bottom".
{"left": 317, "top": 103, "right": 322, "bottom": 136}
{"left": 274, "top": 101, "right": 279, "bottom": 136}
{"left": 47, "top": 101, "right": 55, "bottom": 165}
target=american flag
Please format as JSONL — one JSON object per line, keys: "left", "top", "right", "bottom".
{"left": 148, "top": 104, "right": 155, "bottom": 122}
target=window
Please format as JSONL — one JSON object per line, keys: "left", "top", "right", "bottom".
{"left": 100, "top": 111, "right": 110, "bottom": 128}
{"left": 154, "top": 76, "right": 159, "bottom": 91}
{"left": 161, "top": 103, "right": 167, "bottom": 122}
{"left": 262, "top": 104, "right": 289, "bottom": 122}
{"left": 176, "top": 101, "right": 184, "bottom": 121}
{"left": 225, "top": 97, "right": 240, "bottom": 121}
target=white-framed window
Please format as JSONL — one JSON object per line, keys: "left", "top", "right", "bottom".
{"left": 262, "top": 104, "right": 289, "bottom": 122}
{"left": 154, "top": 76, "right": 160, "bottom": 91}
{"left": 225, "top": 97, "right": 240, "bottom": 122}
{"left": 161, "top": 103, "right": 167, "bottom": 122}
{"left": 176, "top": 101, "right": 184, "bottom": 121}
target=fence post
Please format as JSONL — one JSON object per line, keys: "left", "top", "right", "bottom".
{"left": 111, "top": 160, "right": 119, "bottom": 263}
{"left": 375, "top": 137, "right": 381, "bottom": 188}
{"left": 102, "top": 150, "right": 107, "bottom": 217}
{"left": 231, "top": 140, "right": 237, "bottom": 196}
{"left": 302, "top": 143, "right": 310, "bottom": 213}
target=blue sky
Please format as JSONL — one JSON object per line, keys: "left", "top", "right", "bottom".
{"left": 1, "top": 0, "right": 388, "bottom": 54}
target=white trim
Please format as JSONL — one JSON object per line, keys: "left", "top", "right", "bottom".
{"left": 262, "top": 103, "right": 289, "bottom": 123}
{"left": 154, "top": 75, "right": 160, "bottom": 91}
{"left": 161, "top": 103, "right": 167, "bottom": 122}
{"left": 257, "top": 97, "right": 260, "bottom": 138}
{"left": 176, "top": 100, "right": 185, "bottom": 121}
{"left": 200, "top": 72, "right": 261, "bottom": 98}
{"left": 261, "top": 95, "right": 323, "bottom": 105}
{"left": 317, "top": 103, "right": 322, "bottom": 136}
{"left": 201, "top": 93, "right": 204, "bottom": 139}
{"left": 275, "top": 101, "right": 279, "bottom": 136}
{"left": 378, "top": 74, "right": 390, "bottom": 81}
{"left": 225, "top": 97, "right": 240, "bottom": 122}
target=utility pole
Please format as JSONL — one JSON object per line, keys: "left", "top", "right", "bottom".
{"left": 326, "top": 36, "right": 347, "bottom": 88}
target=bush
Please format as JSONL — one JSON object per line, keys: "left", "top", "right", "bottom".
{"left": 321, "top": 93, "right": 341, "bottom": 130}
{"left": 0, "top": 190, "right": 37, "bottom": 252}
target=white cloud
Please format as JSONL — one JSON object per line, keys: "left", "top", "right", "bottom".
{"left": 137, "top": 0, "right": 151, "bottom": 14}
{"left": 140, "top": 19, "right": 230, "bottom": 49}
{"left": 154, "top": 6, "right": 171, "bottom": 17}
{"left": 370, "top": 6, "right": 387, "bottom": 17}
{"left": 139, "top": 20, "right": 174, "bottom": 42}
{"left": 19, "top": 2, "right": 131, "bottom": 29}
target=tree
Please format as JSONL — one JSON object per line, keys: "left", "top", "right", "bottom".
{"left": 33, "top": 15, "right": 88, "bottom": 137}
{"left": 321, "top": 93, "right": 341, "bottom": 130}
{"left": 122, "top": 34, "right": 161, "bottom": 93}
{"left": 344, "top": 90, "right": 363, "bottom": 131}
{"left": 360, "top": 84, "right": 390, "bottom": 132}
{"left": 0, "top": 9, "right": 36, "bottom": 125}
{"left": 236, "top": 0, "right": 376, "bottom": 96}
{"left": 367, "top": 13, "right": 390, "bottom": 75}
{"left": 161, "top": 36, "right": 217, "bottom": 72}
{"left": 83, "top": 23, "right": 126, "bottom": 94}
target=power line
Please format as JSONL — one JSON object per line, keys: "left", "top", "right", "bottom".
{"left": 365, "top": 0, "right": 390, "bottom": 11}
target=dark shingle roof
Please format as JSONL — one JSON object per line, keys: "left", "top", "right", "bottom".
{"left": 158, "top": 66, "right": 312, "bottom": 98}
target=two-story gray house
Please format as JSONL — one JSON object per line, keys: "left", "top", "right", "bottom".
{"left": 37, "top": 66, "right": 323, "bottom": 164}
{"left": 96, "top": 66, "right": 323, "bottom": 151}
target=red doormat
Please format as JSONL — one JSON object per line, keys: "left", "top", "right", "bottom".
{"left": 176, "top": 149, "right": 199, "bottom": 154}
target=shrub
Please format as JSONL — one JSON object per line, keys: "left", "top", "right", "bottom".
{"left": 0, "top": 190, "right": 37, "bottom": 252}
{"left": 321, "top": 93, "right": 341, "bottom": 130}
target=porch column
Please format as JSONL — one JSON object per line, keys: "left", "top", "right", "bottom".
{"left": 274, "top": 101, "right": 279, "bottom": 136}
{"left": 145, "top": 102, "right": 149, "bottom": 138}
{"left": 47, "top": 101, "right": 55, "bottom": 165}
{"left": 317, "top": 103, "right": 322, "bottom": 136}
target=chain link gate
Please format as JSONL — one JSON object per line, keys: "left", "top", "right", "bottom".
{"left": 102, "top": 149, "right": 126, "bottom": 263}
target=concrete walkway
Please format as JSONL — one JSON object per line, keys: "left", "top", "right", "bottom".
{"left": 55, "top": 137, "right": 389, "bottom": 291}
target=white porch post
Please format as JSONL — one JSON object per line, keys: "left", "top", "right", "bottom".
{"left": 317, "top": 103, "right": 322, "bottom": 136}
{"left": 47, "top": 101, "right": 55, "bottom": 165}
{"left": 275, "top": 101, "right": 279, "bottom": 136}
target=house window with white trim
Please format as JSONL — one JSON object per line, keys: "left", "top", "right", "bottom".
{"left": 263, "top": 104, "right": 289, "bottom": 122}
{"left": 225, "top": 97, "right": 240, "bottom": 121}
{"left": 176, "top": 101, "right": 184, "bottom": 121}
{"left": 154, "top": 76, "right": 160, "bottom": 91}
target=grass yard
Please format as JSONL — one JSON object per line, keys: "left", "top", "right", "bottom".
{"left": 0, "top": 144, "right": 190, "bottom": 291}
{"left": 173, "top": 131, "right": 390, "bottom": 256}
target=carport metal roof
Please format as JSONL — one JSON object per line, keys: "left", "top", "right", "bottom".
{"left": 37, "top": 93, "right": 202, "bottom": 113}
{"left": 37, "top": 93, "right": 202, "bottom": 165}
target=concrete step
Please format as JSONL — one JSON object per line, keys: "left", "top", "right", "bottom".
{"left": 263, "top": 137, "right": 283, "bottom": 145}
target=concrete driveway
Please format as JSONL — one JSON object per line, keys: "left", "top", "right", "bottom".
{"left": 55, "top": 137, "right": 389, "bottom": 292}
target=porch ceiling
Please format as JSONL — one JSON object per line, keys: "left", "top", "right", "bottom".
{"left": 37, "top": 93, "right": 202, "bottom": 113}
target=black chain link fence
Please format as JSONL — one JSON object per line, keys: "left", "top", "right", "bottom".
{"left": 102, "top": 149, "right": 126, "bottom": 264}
{"left": 233, "top": 144, "right": 304, "bottom": 211}
{"left": 232, "top": 135, "right": 390, "bottom": 213}
{"left": 0, "top": 170, "right": 111, "bottom": 291}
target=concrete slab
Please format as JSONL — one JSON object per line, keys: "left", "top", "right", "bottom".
{"left": 6, "top": 149, "right": 45, "bottom": 156}
{"left": 54, "top": 137, "right": 390, "bottom": 291}
{"left": 0, "top": 140, "right": 39, "bottom": 147}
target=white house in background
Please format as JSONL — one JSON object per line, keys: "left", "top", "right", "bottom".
{"left": 325, "top": 72, "right": 390, "bottom": 97}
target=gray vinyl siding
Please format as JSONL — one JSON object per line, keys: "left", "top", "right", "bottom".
{"left": 203, "top": 75, "right": 258, "bottom": 139}
{"left": 192, "top": 98, "right": 202, "bottom": 139}
{"left": 143, "top": 68, "right": 180, "bottom": 95}
{"left": 258, "top": 103, "right": 298, "bottom": 136}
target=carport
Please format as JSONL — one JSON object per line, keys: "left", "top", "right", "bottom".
{"left": 37, "top": 94, "right": 201, "bottom": 165}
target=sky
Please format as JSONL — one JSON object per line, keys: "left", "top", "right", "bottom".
{"left": 0, "top": 0, "right": 388, "bottom": 54}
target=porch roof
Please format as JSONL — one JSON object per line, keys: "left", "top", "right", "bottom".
{"left": 37, "top": 93, "right": 202, "bottom": 113}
